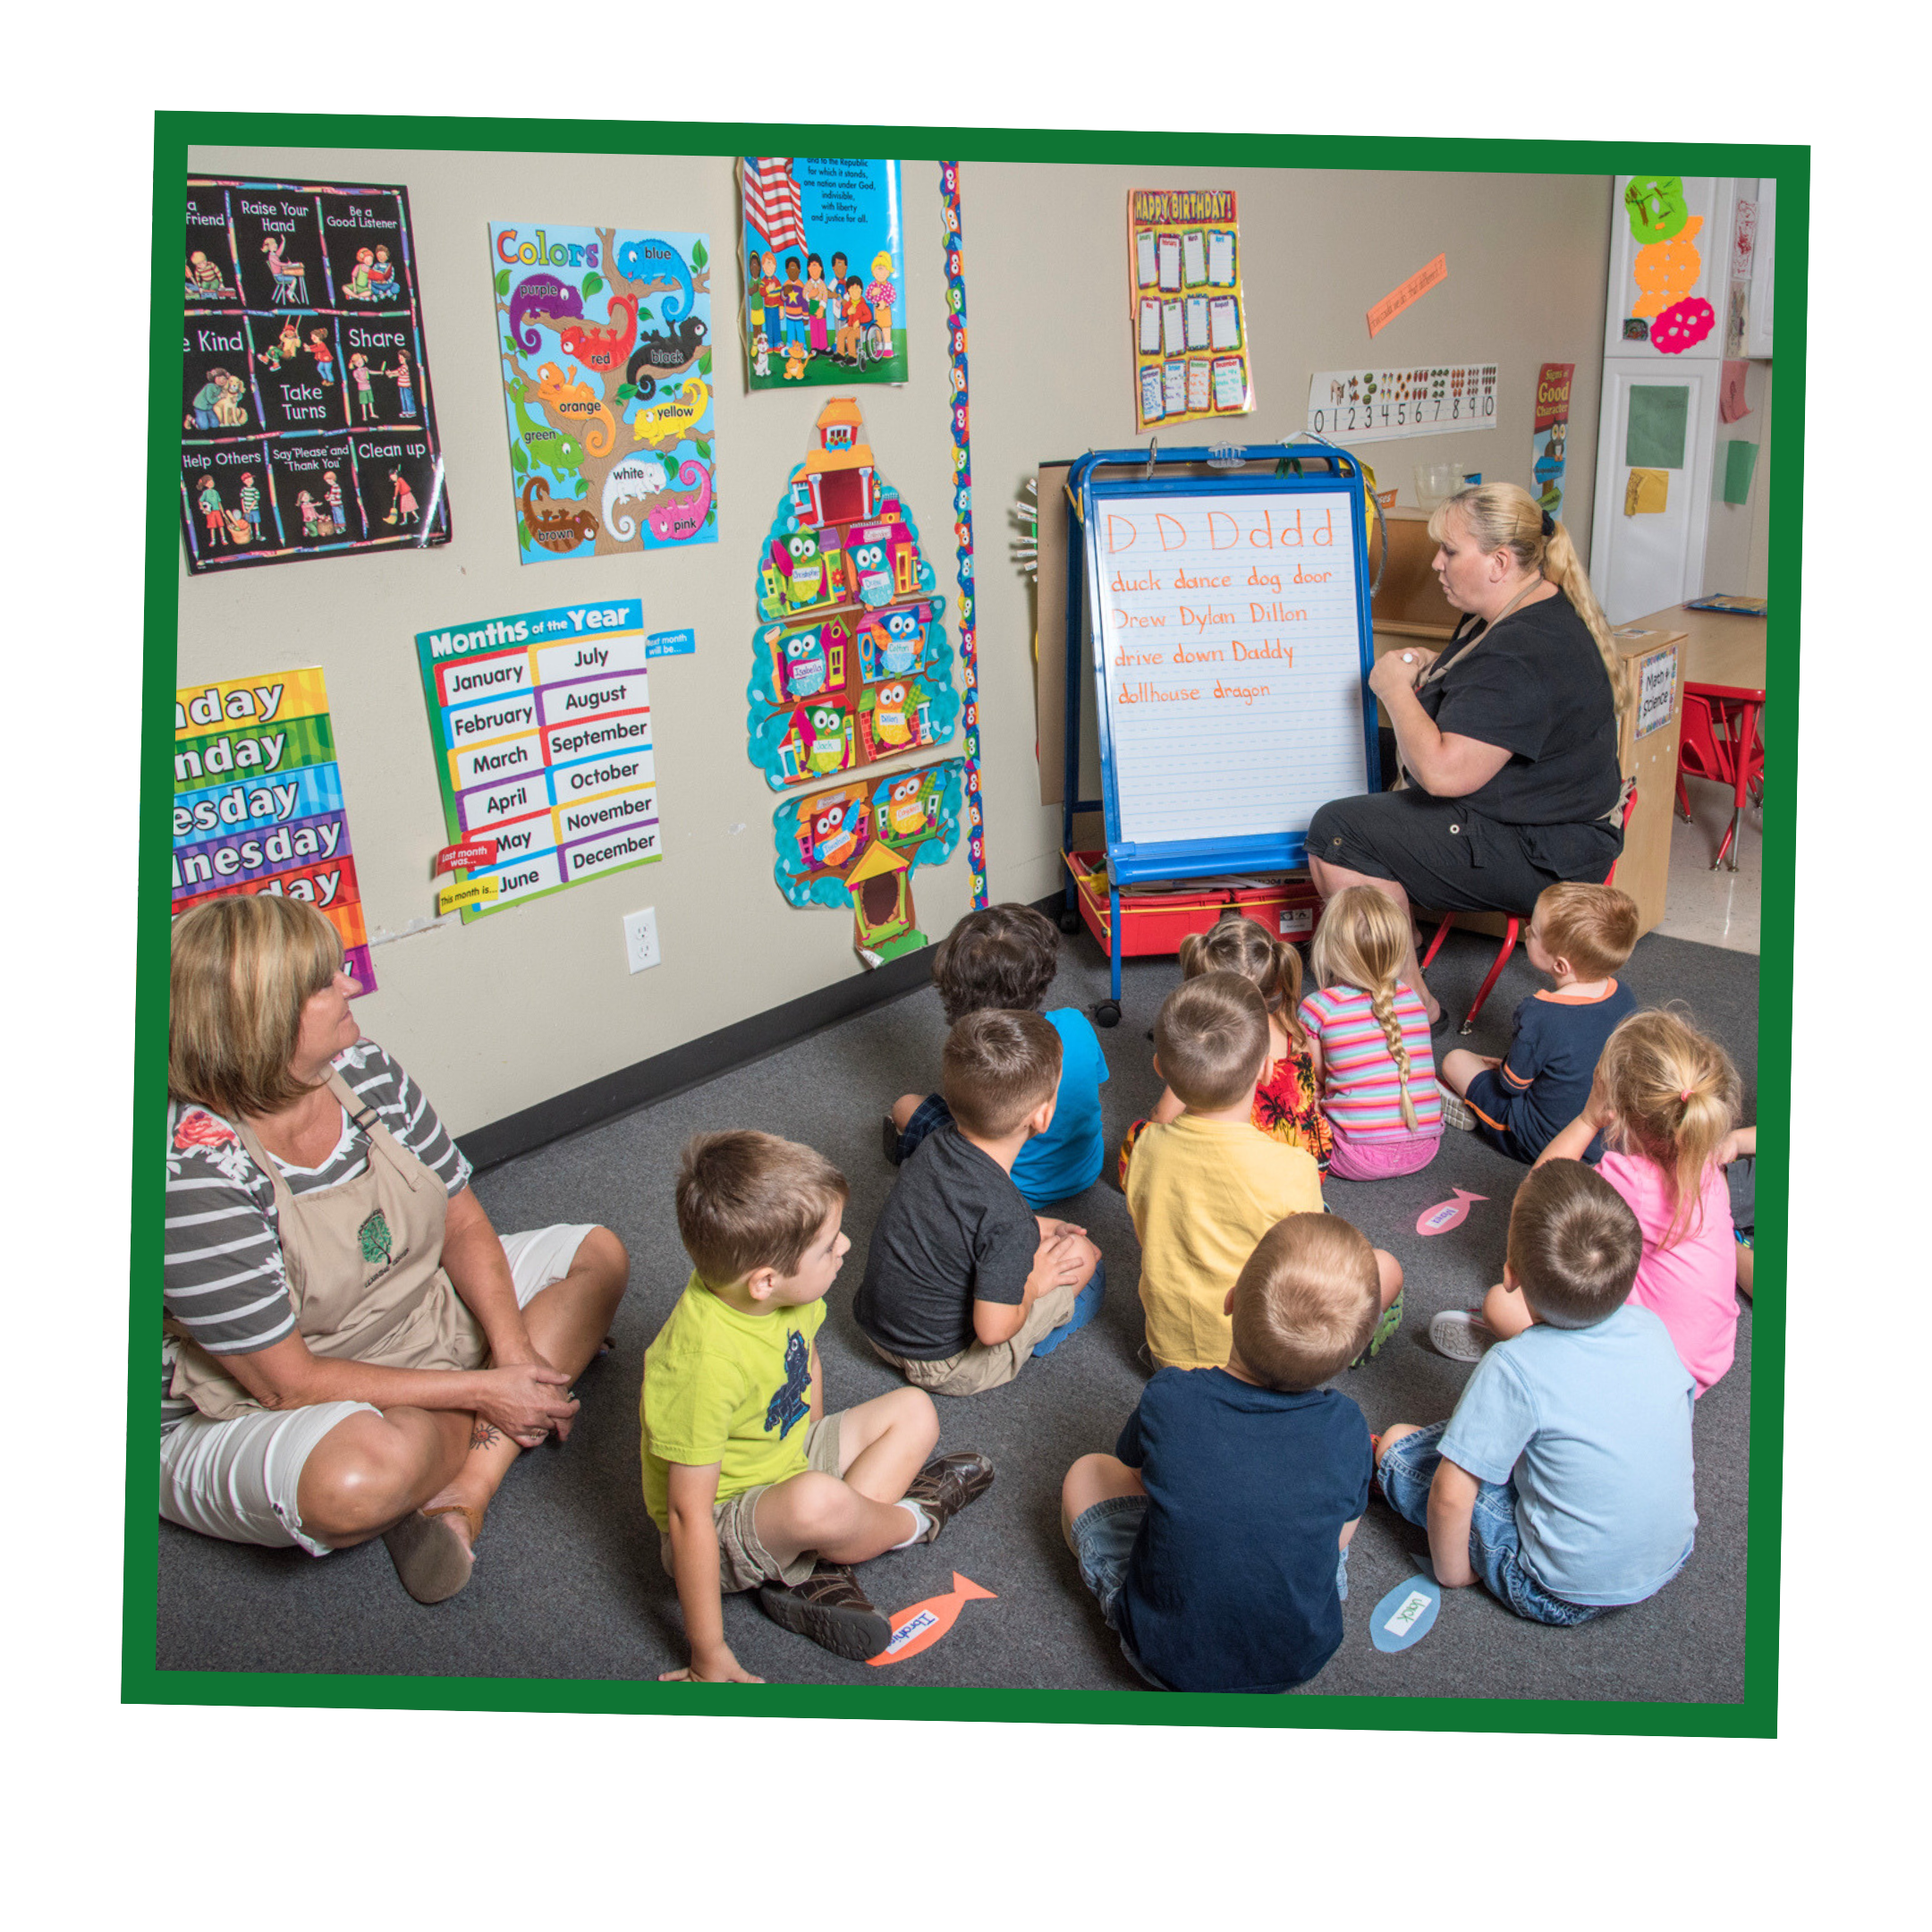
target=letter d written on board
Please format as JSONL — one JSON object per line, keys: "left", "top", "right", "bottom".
{"left": 1207, "top": 512, "right": 1238, "bottom": 549}
{"left": 1106, "top": 514, "right": 1139, "bottom": 555}
{"left": 1311, "top": 508, "right": 1335, "bottom": 546}
{"left": 1156, "top": 513, "right": 1186, "bottom": 550}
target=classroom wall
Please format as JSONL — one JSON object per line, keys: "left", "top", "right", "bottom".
{"left": 1701, "top": 360, "right": 1774, "bottom": 598}
{"left": 177, "top": 143, "right": 1613, "bottom": 1136}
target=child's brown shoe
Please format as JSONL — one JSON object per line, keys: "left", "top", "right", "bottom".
{"left": 902, "top": 1451, "right": 996, "bottom": 1541}
{"left": 757, "top": 1563, "right": 893, "bottom": 1660}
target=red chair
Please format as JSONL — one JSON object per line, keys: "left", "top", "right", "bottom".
{"left": 1418, "top": 784, "right": 1639, "bottom": 1037}
{"left": 1675, "top": 689, "right": 1765, "bottom": 871}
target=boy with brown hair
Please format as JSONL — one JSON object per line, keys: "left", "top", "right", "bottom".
{"left": 857, "top": 1010, "right": 1104, "bottom": 1395}
{"left": 641, "top": 1131, "right": 994, "bottom": 1678}
{"left": 1123, "top": 972, "right": 1402, "bottom": 1370}
{"left": 1437, "top": 882, "right": 1640, "bottom": 1163}
{"left": 1060, "top": 1213, "right": 1380, "bottom": 1692}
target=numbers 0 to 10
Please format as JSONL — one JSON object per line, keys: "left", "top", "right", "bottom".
{"left": 1309, "top": 395, "right": 1496, "bottom": 434}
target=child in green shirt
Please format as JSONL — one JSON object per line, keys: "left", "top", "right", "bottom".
{"left": 642, "top": 1130, "right": 995, "bottom": 1678}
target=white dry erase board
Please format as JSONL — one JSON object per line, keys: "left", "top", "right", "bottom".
{"left": 1081, "top": 470, "right": 1378, "bottom": 877}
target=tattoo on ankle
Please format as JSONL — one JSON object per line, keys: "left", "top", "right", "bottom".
{"left": 470, "top": 1419, "right": 503, "bottom": 1453}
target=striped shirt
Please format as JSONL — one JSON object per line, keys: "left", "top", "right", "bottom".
{"left": 160, "top": 1040, "right": 470, "bottom": 1436}
{"left": 1297, "top": 983, "right": 1443, "bottom": 1143}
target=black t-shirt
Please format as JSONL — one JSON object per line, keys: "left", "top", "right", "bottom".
{"left": 1114, "top": 1368, "right": 1372, "bottom": 1694}
{"left": 1419, "top": 594, "right": 1622, "bottom": 826}
{"left": 852, "top": 1126, "right": 1038, "bottom": 1359}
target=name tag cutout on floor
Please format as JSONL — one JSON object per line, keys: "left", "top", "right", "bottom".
{"left": 868, "top": 1572, "right": 996, "bottom": 1665}
{"left": 1371, "top": 1574, "right": 1441, "bottom": 1652}
{"left": 1416, "top": 1188, "right": 1486, "bottom": 1236}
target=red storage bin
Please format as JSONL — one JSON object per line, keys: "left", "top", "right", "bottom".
{"left": 1063, "top": 849, "right": 1321, "bottom": 958}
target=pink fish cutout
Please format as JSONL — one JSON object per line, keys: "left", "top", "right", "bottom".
{"left": 866, "top": 1572, "right": 996, "bottom": 1666}
{"left": 1416, "top": 1188, "right": 1487, "bottom": 1237}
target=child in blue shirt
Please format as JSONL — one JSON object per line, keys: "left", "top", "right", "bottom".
{"left": 1375, "top": 1159, "right": 1697, "bottom": 1624}
{"left": 1058, "top": 1211, "right": 1378, "bottom": 1693}
{"left": 885, "top": 902, "right": 1108, "bottom": 1207}
{"left": 1437, "top": 883, "right": 1639, "bottom": 1163}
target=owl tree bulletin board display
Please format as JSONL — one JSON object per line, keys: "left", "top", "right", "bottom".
{"left": 747, "top": 397, "right": 959, "bottom": 789}
{"left": 182, "top": 176, "right": 449, "bottom": 572}
{"left": 1128, "top": 190, "right": 1253, "bottom": 432}
{"left": 489, "top": 225, "right": 716, "bottom": 562}
{"left": 775, "top": 760, "right": 966, "bottom": 965}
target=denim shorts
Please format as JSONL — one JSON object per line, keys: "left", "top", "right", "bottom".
{"left": 1375, "top": 1421, "right": 1603, "bottom": 1627}
{"left": 895, "top": 1091, "right": 953, "bottom": 1163}
{"left": 1069, "top": 1494, "right": 1352, "bottom": 1688}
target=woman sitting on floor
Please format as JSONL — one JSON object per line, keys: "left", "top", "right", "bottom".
{"left": 159, "top": 896, "right": 629, "bottom": 1604}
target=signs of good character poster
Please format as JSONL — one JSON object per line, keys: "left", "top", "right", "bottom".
{"left": 182, "top": 178, "right": 450, "bottom": 572}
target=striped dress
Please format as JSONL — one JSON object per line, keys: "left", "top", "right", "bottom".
{"left": 1297, "top": 983, "right": 1443, "bottom": 1146}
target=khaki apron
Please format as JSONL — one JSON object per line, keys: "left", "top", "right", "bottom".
{"left": 165, "top": 1071, "right": 488, "bottom": 1421}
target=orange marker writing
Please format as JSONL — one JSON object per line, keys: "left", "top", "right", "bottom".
{"left": 867, "top": 1572, "right": 996, "bottom": 1666}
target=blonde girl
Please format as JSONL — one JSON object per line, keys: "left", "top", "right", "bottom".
{"left": 1149, "top": 913, "right": 1332, "bottom": 1174}
{"left": 1297, "top": 886, "right": 1444, "bottom": 1182}
{"left": 1470, "top": 1009, "right": 1742, "bottom": 1394}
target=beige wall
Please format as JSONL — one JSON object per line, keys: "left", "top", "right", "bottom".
{"left": 179, "top": 143, "right": 1612, "bottom": 1134}
{"left": 1702, "top": 360, "right": 1774, "bottom": 598}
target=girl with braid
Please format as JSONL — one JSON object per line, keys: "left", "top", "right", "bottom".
{"left": 1298, "top": 887, "right": 1443, "bottom": 1182}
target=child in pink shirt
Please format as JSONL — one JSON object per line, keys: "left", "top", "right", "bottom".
{"left": 1458, "top": 1010, "right": 1741, "bottom": 1395}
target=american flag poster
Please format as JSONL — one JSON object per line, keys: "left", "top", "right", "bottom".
{"left": 741, "top": 157, "right": 906, "bottom": 390}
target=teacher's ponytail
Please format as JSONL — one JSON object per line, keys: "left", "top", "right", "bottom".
{"left": 1433, "top": 481, "right": 1629, "bottom": 727}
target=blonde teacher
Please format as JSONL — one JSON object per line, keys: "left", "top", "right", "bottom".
{"left": 1305, "top": 481, "right": 1629, "bottom": 1030}
{"left": 159, "top": 896, "right": 630, "bottom": 1604}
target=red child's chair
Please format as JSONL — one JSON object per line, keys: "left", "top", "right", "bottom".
{"left": 1675, "top": 690, "right": 1765, "bottom": 871}
{"left": 1418, "top": 783, "right": 1640, "bottom": 1037}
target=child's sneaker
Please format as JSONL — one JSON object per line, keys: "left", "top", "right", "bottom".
{"left": 902, "top": 1450, "right": 996, "bottom": 1540}
{"left": 1428, "top": 1308, "right": 1496, "bottom": 1362}
{"left": 1030, "top": 1258, "right": 1106, "bottom": 1357}
{"left": 1438, "top": 1089, "right": 1478, "bottom": 1131}
{"left": 1349, "top": 1289, "right": 1403, "bottom": 1369}
{"left": 758, "top": 1562, "right": 893, "bottom": 1660}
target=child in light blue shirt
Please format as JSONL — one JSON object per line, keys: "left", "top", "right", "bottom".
{"left": 1375, "top": 1159, "right": 1696, "bottom": 1623}
{"left": 886, "top": 903, "right": 1108, "bottom": 1208}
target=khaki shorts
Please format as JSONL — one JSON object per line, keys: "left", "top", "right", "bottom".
{"left": 869, "top": 1276, "right": 1079, "bottom": 1398}
{"left": 657, "top": 1410, "right": 846, "bottom": 1593}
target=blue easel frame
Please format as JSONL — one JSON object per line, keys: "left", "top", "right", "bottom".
{"left": 1059, "top": 441, "right": 1382, "bottom": 1020}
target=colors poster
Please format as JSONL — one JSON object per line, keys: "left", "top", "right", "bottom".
{"left": 489, "top": 225, "right": 716, "bottom": 564}
{"left": 415, "top": 597, "right": 668, "bottom": 922}
{"left": 181, "top": 177, "right": 449, "bottom": 573}
{"left": 1128, "top": 189, "right": 1252, "bottom": 431}
{"left": 741, "top": 159, "right": 906, "bottom": 389}
{"left": 1532, "top": 361, "right": 1574, "bottom": 521}
{"left": 173, "top": 667, "right": 377, "bottom": 995}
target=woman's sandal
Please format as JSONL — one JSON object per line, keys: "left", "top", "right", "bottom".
{"left": 383, "top": 1503, "right": 483, "bottom": 1606}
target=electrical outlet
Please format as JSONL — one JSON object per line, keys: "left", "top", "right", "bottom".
{"left": 623, "top": 906, "right": 660, "bottom": 974}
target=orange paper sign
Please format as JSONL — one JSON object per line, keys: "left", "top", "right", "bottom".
{"left": 1368, "top": 253, "right": 1447, "bottom": 337}
{"left": 867, "top": 1572, "right": 996, "bottom": 1665}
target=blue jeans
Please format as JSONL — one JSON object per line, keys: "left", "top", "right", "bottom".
{"left": 1376, "top": 1422, "right": 1602, "bottom": 1627}
{"left": 1070, "top": 1494, "right": 1352, "bottom": 1688}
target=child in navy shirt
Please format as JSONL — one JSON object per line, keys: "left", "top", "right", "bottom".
{"left": 885, "top": 902, "right": 1108, "bottom": 1207}
{"left": 1058, "top": 1212, "right": 1378, "bottom": 1693}
{"left": 1437, "top": 883, "right": 1639, "bottom": 1163}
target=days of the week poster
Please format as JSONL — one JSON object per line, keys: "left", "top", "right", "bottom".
{"left": 182, "top": 177, "right": 449, "bottom": 572}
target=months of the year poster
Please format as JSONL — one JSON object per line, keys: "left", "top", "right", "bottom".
{"left": 1305, "top": 364, "right": 1498, "bottom": 444}
{"left": 181, "top": 177, "right": 449, "bottom": 572}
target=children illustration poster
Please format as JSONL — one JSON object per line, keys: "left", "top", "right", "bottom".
{"left": 747, "top": 398, "right": 959, "bottom": 791}
{"left": 489, "top": 225, "right": 717, "bottom": 564}
{"left": 1128, "top": 190, "right": 1252, "bottom": 432}
{"left": 1531, "top": 361, "right": 1574, "bottom": 521}
{"left": 181, "top": 178, "right": 449, "bottom": 573}
{"left": 173, "top": 667, "right": 377, "bottom": 994}
{"left": 740, "top": 159, "right": 906, "bottom": 389}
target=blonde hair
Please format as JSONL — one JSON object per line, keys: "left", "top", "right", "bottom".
{"left": 1595, "top": 1009, "right": 1741, "bottom": 1248}
{"left": 1179, "top": 912, "right": 1307, "bottom": 1048}
{"left": 1309, "top": 886, "right": 1419, "bottom": 1130}
{"left": 1534, "top": 882, "right": 1640, "bottom": 980}
{"left": 169, "top": 896, "right": 345, "bottom": 1120}
{"left": 1231, "top": 1213, "right": 1380, "bottom": 1389}
{"left": 1154, "top": 971, "right": 1270, "bottom": 1113}
{"left": 1428, "top": 481, "right": 1628, "bottom": 725}
{"left": 675, "top": 1130, "right": 849, "bottom": 1285}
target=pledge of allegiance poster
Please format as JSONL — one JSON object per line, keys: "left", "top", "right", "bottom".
{"left": 1128, "top": 188, "right": 1253, "bottom": 432}
{"left": 173, "top": 667, "right": 377, "bottom": 995}
{"left": 741, "top": 159, "right": 906, "bottom": 389}
{"left": 182, "top": 178, "right": 449, "bottom": 572}
{"left": 490, "top": 225, "right": 717, "bottom": 564}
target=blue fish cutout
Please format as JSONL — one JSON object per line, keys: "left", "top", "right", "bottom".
{"left": 1369, "top": 1572, "right": 1441, "bottom": 1653}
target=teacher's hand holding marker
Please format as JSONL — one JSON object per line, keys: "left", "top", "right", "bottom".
{"left": 1368, "top": 647, "right": 1439, "bottom": 703}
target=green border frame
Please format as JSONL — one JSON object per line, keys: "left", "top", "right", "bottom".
{"left": 131, "top": 114, "right": 1804, "bottom": 1734}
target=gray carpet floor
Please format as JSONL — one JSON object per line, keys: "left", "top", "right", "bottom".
{"left": 156, "top": 923, "right": 1758, "bottom": 1701}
